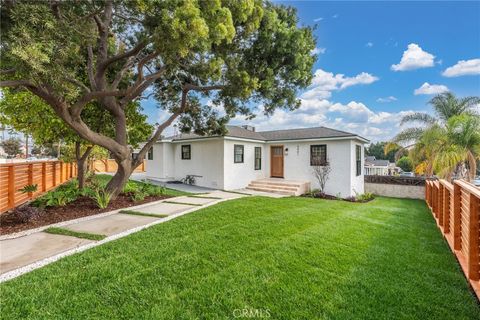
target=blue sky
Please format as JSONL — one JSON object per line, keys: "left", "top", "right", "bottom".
{"left": 143, "top": 1, "right": 480, "bottom": 142}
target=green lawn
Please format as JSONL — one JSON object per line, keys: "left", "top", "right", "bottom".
{"left": 1, "top": 197, "right": 479, "bottom": 319}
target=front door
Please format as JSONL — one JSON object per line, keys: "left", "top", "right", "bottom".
{"left": 270, "top": 146, "right": 284, "bottom": 178}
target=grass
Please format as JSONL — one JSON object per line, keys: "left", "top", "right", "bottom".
{"left": 163, "top": 200, "right": 203, "bottom": 206}
{"left": 94, "top": 174, "right": 189, "bottom": 197}
{"left": 119, "top": 210, "right": 169, "bottom": 218}
{"left": 45, "top": 227, "right": 106, "bottom": 241}
{"left": 1, "top": 197, "right": 479, "bottom": 319}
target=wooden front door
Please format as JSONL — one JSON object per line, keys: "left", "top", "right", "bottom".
{"left": 270, "top": 146, "right": 284, "bottom": 178}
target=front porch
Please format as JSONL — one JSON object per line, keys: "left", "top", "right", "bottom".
{"left": 246, "top": 178, "right": 311, "bottom": 196}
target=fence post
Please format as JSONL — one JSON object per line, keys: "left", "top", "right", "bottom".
{"left": 7, "top": 165, "right": 15, "bottom": 210}
{"left": 52, "top": 162, "right": 56, "bottom": 187}
{"left": 443, "top": 188, "right": 450, "bottom": 234}
{"left": 28, "top": 163, "right": 33, "bottom": 199}
{"left": 453, "top": 182, "right": 462, "bottom": 250}
{"left": 42, "top": 162, "right": 47, "bottom": 192}
{"left": 467, "top": 193, "right": 479, "bottom": 281}
{"left": 60, "top": 162, "right": 64, "bottom": 183}
{"left": 438, "top": 184, "right": 444, "bottom": 226}
{"left": 105, "top": 159, "right": 109, "bottom": 172}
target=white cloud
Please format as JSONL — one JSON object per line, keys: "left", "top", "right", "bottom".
{"left": 332, "top": 14, "right": 339, "bottom": 18}
{"left": 230, "top": 92, "right": 415, "bottom": 142}
{"left": 313, "top": 17, "right": 323, "bottom": 22}
{"left": 414, "top": 82, "right": 449, "bottom": 95}
{"left": 310, "top": 47, "right": 326, "bottom": 55}
{"left": 391, "top": 43, "right": 436, "bottom": 71}
{"left": 442, "top": 58, "right": 480, "bottom": 77}
{"left": 306, "top": 69, "right": 378, "bottom": 97}
{"left": 366, "top": 42, "right": 373, "bottom": 47}
{"left": 376, "top": 96, "right": 397, "bottom": 103}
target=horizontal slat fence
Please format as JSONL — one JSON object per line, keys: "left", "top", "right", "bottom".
{"left": 0, "top": 161, "right": 77, "bottom": 214}
{"left": 426, "top": 179, "right": 480, "bottom": 298}
{"left": 91, "top": 159, "right": 145, "bottom": 173}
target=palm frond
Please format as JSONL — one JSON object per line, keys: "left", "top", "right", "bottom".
{"left": 400, "top": 112, "right": 436, "bottom": 126}
{"left": 392, "top": 127, "right": 425, "bottom": 144}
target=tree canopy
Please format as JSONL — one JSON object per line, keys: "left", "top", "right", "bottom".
{"left": 0, "top": 0, "right": 316, "bottom": 196}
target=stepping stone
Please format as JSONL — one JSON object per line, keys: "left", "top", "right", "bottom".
{"left": 63, "top": 214, "right": 159, "bottom": 237}
{"left": 0, "top": 233, "right": 93, "bottom": 274}
{"left": 134, "top": 202, "right": 196, "bottom": 215}
{"left": 174, "top": 196, "right": 218, "bottom": 205}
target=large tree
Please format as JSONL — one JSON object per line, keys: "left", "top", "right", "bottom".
{"left": 0, "top": 0, "right": 316, "bottom": 197}
{"left": 0, "top": 89, "right": 152, "bottom": 188}
{"left": 0, "top": 137, "right": 21, "bottom": 157}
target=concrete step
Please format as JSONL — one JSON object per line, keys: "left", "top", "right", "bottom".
{"left": 247, "top": 183, "right": 298, "bottom": 191}
{"left": 251, "top": 180, "right": 304, "bottom": 187}
{"left": 245, "top": 186, "right": 296, "bottom": 196}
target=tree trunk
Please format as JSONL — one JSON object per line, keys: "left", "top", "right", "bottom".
{"left": 75, "top": 142, "right": 93, "bottom": 190}
{"left": 105, "top": 157, "right": 132, "bottom": 199}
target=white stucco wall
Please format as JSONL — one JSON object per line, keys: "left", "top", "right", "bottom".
{"left": 146, "top": 136, "right": 366, "bottom": 196}
{"left": 350, "top": 140, "right": 365, "bottom": 195}
{"left": 264, "top": 139, "right": 362, "bottom": 197}
{"left": 172, "top": 139, "right": 225, "bottom": 189}
{"left": 223, "top": 139, "right": 267, "bottom": 190}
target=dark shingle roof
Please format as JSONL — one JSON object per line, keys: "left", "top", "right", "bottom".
{"left": 164, "top": 125, "right": 367, "bottom": 142}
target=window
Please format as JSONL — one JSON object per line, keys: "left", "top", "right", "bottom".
{"left": 356, "top": 145, "right": 362, "bottom": 176}
{"left": 310, "top": 145, "right": 327, "bottom": 166}
{"left": 181, "top": 145, "right": 191, "bottom": 160}
{"left": 147, "top": 148, "right": 153, "bottom": 160}
{"left": 254, "top": 147, "right": 261, "bottom": 170}
{"left": 234, "top": 145, "right": 244, "bottom": 163}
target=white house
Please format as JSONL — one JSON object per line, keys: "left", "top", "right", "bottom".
{"left": 145, "top": 125, "right": 369, "bottom": 197}
{"left": 364, "top": 156, "right": 400, "bottom": 176}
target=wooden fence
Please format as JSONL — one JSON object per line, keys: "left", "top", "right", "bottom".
{"left": 425, "top": 179, "right": 480, "bottom": 299}
{"left": 0, "top": 161, "right": 77, "bottom": 214}
{"left": 91, "top": 159, "right": 145, "bottom": 173}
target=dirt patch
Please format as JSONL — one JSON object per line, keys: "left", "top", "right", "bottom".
{"left": 0, "top": 194, "right": 172, "bottom": 235}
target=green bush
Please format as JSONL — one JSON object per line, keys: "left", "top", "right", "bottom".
{"left": 130, "top": 189, "right": 147, "bottom": 202}
{"left": 32, "top": 181, "right": 79, "bottom": 208}
{"left": 396, "top": 156, "right": 413, "bottom": 172}
{"left": 356, "top": 192, "right": 375, "bottom": 202}
{"left": 141, "top": 182, "right": 165, "bottom": 197}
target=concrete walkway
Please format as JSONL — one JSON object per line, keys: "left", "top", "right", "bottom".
{"left": 0, "top": 190, "right": 282, "bottom": 282}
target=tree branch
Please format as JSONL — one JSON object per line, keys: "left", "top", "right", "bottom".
{"left": 71, "top": 90, "right": 126, "bottom": 117}
{"left": 132, "top": 90, "right": 188, "bottom": 168}
{"left": 87, "top": 45, "right": 96, "bottom": 89}
{"left": 0, "top": 80, "right": 33, "bottom": 87}
{"left": 183, "top": 83, "right": 225, "bottom": 92}
{"left": 120, "top": 67, "right": 166, "bottom": 105}
{"left": 100, "top": 40, "right": 147, "bottom": 71}
{"left": 64, "top": 77, "right": 90, "bottom": 93}
{"left": 0, "top": 69, "right": 16, "bottom": 75}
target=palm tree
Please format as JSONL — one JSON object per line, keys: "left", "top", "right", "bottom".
{"left": 433, "top": 115, "right": 480, "bottom": 181}
{"left": 388, "top": 92, "right": 480, "bottom": 180}
{"left": 393, "top": 92, "right": 479, "bottom": 145}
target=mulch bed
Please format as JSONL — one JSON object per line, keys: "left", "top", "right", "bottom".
{"left": 302, "top": 192, "right": 374, "bottom": 203}
{"left": 0, "top": 194, "right": 172, "bottom": 235}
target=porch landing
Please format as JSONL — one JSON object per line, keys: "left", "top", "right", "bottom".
{"left": 246, "top": 178, "right": 310, "bottom": 196}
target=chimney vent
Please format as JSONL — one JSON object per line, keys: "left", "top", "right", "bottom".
{"left": 242, "top": 125, "right": 255, "bottom": 132}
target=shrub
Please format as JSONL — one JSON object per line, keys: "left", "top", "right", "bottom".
{"left": 356, "top": 192, "right": 375, "bottom": 202}
{"left": 33, "top": 188, "right": 78, "bottom": 208}
{"left": 130, "top": 189, "right": 147, "bottom": 202}
{"left": 15, "top": 206, "right": 41, "bottom": 223}
{"left": 141, "top": 182, "right": 165, "bottom": 197}
{"left": 122, "top": 181, "right": 139, "bottom": 194}
{"left": 91, "top": 189, "right": 111, "bottom": 209}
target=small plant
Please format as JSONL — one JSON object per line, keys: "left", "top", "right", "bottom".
{"left": 91, "top": 189, "right": 111, "bottom": 209}
{"left": 18, "top": 184, "right": 38, "bottom": 194}
{"left": 15, "top": 205, "right": 41, "bottom": 223}
{"left": 130, "top": 189, "right": 146, "bottom": 202}
{"left": 140, "top": 182, "right": 165, "bottom": 197}
{"left": 122, "top": 181, "right": 139, "bottom": 194}
{"left": 356, "top": 192, "right": 375, "bottom": 202}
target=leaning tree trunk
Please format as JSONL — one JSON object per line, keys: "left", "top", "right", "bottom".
{"left": 105, "top": 157, "right": 133, "bottom": 199}
{"left": 75, "top": 142, "right": 93, "bottom": 190}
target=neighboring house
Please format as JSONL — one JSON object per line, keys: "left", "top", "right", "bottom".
{"left": 146, "top": 125, "right": 369, "bottom": 197}
{"left": 364, "top": 156, "right": 400, "bottom": 176}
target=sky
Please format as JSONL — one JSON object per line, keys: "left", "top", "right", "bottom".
{"left": 143, "top": 1, "right": 480, "bottom": 142}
